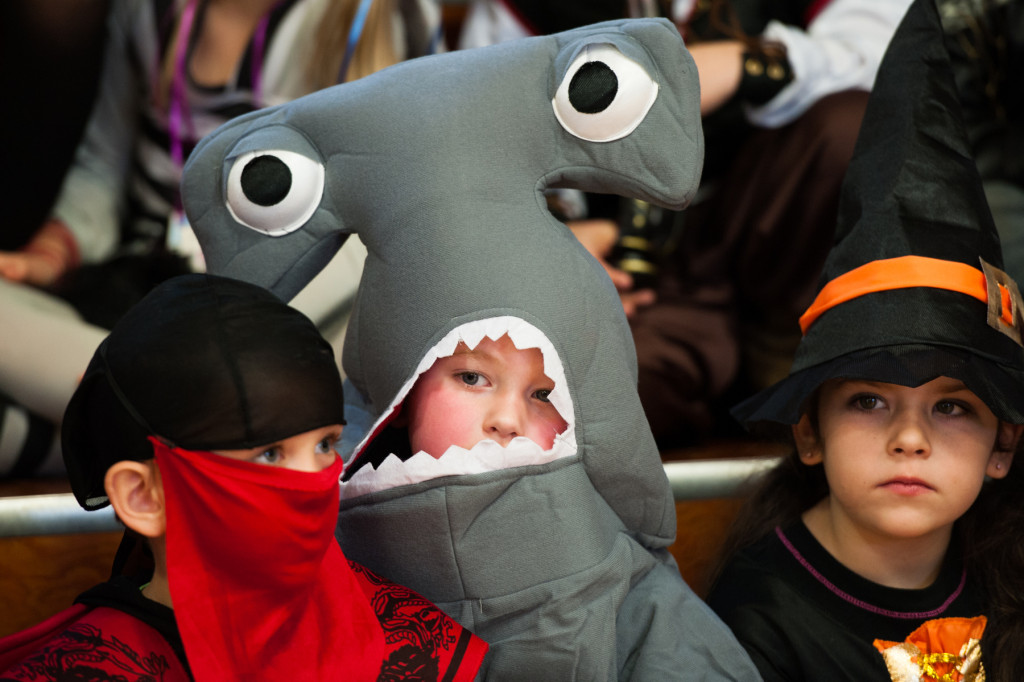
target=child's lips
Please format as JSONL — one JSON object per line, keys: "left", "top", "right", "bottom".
{"left": 878, "top": 477, "right": 935, "bottom": 496}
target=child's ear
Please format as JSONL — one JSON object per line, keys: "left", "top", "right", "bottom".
{"left": 988, "top": 422, "right": 1023, "bottom": 479}
{"left": 105, "top": 460, "right": 166, "bottom": 538}
{"left": 792, "top": 415, "right": 823, "bottom": 466}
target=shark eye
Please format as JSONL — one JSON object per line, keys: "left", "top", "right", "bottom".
{"left": 225, "top": 149, "right": 325, "bottom": 236}
{"left": 552, "top": 44, "right": 659, "bottom": 143}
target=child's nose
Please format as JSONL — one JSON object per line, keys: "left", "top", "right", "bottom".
{"left": 485, "top": 394, "right": 527, "bottom": 445}
{"left": 888, "top": 410, "right": 930, "bottom": 457}
{"left": 292, "top": 450, "right": 336, "bottom": 473}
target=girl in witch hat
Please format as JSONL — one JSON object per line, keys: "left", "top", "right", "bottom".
{"left": 705, "top": 0, "right": 1024, "bottom": 679}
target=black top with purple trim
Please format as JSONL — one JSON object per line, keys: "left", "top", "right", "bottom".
{"left": 706, "top": 521, "right": 981, "bottom": 681}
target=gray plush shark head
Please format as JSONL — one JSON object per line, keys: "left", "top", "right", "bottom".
{"left": 182, "top": 18, "right": 703, "bottom": 544}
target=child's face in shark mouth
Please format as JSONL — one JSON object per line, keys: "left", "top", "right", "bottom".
{"left": 403, "top": 334, "right": 568, "bottom": 458}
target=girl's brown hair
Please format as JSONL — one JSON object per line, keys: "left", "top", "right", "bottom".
{"left": 961, "top": 447, "right": 1024, "bottom": 681}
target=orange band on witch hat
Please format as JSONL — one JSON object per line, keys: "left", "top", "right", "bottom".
{"left": 799, "top": 255, "right": 1022, "bottom": 343}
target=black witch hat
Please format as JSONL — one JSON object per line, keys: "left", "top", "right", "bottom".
{"left": 733, "top": 0, "right": 1024, "bottom": 427}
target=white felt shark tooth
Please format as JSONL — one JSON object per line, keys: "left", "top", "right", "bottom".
{"left": 341, "top": 453, "right": 402, "bottom": 499}
{"left": 340, "top": 429, "right": 576, "bottom": 499}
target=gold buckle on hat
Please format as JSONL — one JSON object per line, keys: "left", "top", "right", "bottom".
{"left": 981, "top": 258, "right": 1024, "bottom": 346}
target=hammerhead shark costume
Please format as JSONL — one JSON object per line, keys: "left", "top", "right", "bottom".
{"left": 182, "top": 18, "right": 759, "bottom": 679}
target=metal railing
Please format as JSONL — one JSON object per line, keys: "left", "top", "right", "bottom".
{"left": 0, "top": 457, "right": 780, "bottom": 538}
{"left": 0, "top": 494, "right": 118, "bottom": 537}
{"left": 664, "top": 456, "right": 778, "bottom": 501}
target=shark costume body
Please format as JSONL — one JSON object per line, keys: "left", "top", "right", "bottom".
{"left": 181, "top": 18, "right": 759, "bottom": 679}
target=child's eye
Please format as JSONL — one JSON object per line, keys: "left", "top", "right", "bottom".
{"left": 316, "top": 437, "right": 337, "bottom": 454}
{"left": 851, "top": 394, "right": 882, "bottom": 410}
{"left": 457, "top": 372, "right": 485, "bottom": 387}
{"left": 935, "top": 400, "right": 967, "bottom": 416}
{"left": 254, "top": 447, "right": 282, "bottom": 465}
{"left": 533, "top": 389, "right": 552, "bottom": 403}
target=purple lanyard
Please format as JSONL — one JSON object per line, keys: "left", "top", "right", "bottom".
{"left": 167, "top": 0, "right": 276, "bottom": 169}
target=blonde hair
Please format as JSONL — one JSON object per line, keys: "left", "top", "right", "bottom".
{"left": 154, "top": 0, "right": 403, "bottom": 110}
{"left": 306, "top": 0, "right": 401, "bottom": 89}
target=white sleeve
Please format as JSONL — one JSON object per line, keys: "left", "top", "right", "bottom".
{"left": 50, "top": 0, "right": 144, "bottom": 263}
{"left": 457, "top": 0, "right": 533, "bottom": 49}
{"left": 746, "top": 0, "right": 913, "bottom": 129}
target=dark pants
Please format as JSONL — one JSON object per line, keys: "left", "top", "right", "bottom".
{"left": 632, "top": 90, "right": 871, "bottom": 447}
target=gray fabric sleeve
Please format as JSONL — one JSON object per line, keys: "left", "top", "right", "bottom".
{"left": 616, "top": 552, "right": 763, "bottom": 681}
{"left": 50, "top": 0, "right": 142, "bottom": 264}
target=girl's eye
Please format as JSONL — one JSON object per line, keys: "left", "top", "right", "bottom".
{"left": 853, "top": 395, "right": 880, "bottom": 410}
{"left": 457, "top": 372, "right": 484, "bottom": 387}
{"left": 935, "top": 400, "right": 966, "bottom": 416}
{"left": 255, "top": 447, "right": 282, "bottom": 464}
{"left": 316, "top": 437, "right": 337, "bottom": 454}
{"left": 533, "top": 389, "right": 552, "bottom": 403}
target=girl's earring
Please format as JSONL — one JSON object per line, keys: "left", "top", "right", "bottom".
{"left": 996, "top": 462, "right": 1004, "bottom": 470}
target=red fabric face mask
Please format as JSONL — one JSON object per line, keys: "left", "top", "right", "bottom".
{"left": 152, "top": 437, "right": 385, "bottom": 681}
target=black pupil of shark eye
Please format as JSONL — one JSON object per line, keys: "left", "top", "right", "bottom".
{"left": 568, "top": 61, "right": 617, "bottom": 114}
{"left": 240, "top": 155, "right": 292, "bottom": 206}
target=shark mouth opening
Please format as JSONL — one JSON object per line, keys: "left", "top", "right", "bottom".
{"left": 341, "top": 316, "right": 577, "bottom": 499}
